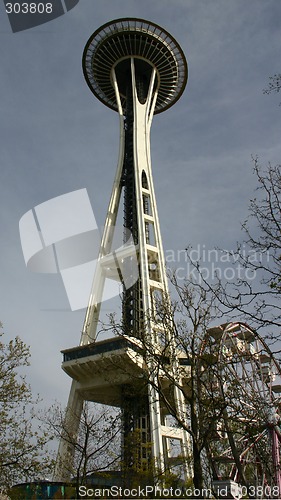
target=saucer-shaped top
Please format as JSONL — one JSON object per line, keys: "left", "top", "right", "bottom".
{"left": 82, "top": 18, "right": 188, "bottom": 114}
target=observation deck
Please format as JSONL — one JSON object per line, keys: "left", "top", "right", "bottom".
{"left": 61, "top": 336, "right": 191, "bottom": 407}
{"left": 82, "top": 18, "right": 187, "bottom": 114}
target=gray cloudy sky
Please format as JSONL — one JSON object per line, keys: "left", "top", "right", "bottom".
{"left": 0, "top": 0, "right": 280, "bottom": 406}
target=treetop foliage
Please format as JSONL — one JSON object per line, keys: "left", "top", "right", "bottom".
{"left": 0, "top": 326, "right": 53, "bottom": 491}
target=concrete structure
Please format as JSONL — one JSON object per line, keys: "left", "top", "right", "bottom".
{"left": 54, "top": 18, "right": 190, "bottom": 484}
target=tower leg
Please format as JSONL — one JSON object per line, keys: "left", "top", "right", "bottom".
{"left": 53, "top": 380, "right": 83, "bottom": 482}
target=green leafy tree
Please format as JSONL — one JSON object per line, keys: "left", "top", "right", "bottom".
{"left": 0, "top": 324, "right": 53, "bottom": 492}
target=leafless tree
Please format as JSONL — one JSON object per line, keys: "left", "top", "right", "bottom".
{"left": 45, "top": 401, "right": 121, "bottom": 497}
{"left": 183, "top": 159, "right": 281, "bottom": 347}
{"left": 108, "top": 271, "right": 280, "bottom": 494}
{"left": 263, "top": 73, "right": 281, "bottom": 104}
{"left": 109, "top": 277, "right": 232, "bottom": 493}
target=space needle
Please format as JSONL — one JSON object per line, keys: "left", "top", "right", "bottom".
{"left": 55, "top": 18, "right": 190, "bottom": 485}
